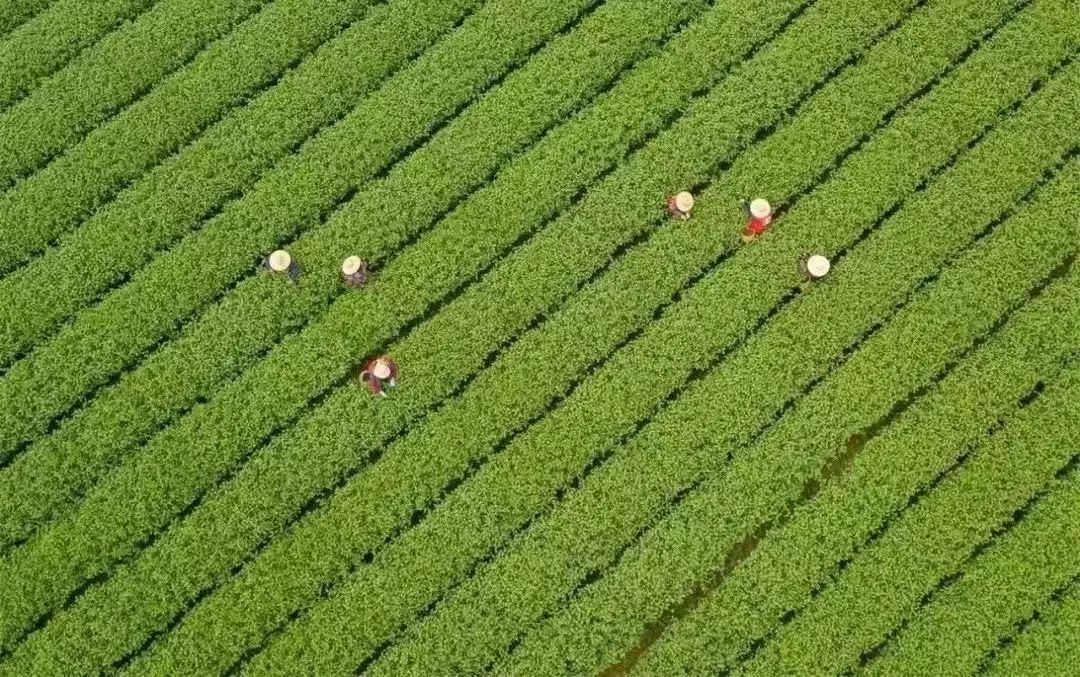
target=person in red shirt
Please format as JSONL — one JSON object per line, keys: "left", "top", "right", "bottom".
{"left": 666, "top": 191, "right": 695, "bottom": 220}
{"left": 741, "top": 198, "right": 774, "bottom": 242}
{"left": 360, "top": 356, "right": 397, "bottom": 397}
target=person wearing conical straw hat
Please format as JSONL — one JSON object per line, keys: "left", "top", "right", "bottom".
{"left": 360, "top": 355, "right": 398, "bottom": 397}
{"left": 666, "top": 191, "right": 695, "bottom": 220}
{"left": 341, "top": 255, "right": 369, "bottom": 288}
{"left": 800, "top": 253, "right": 831, "bottom": 280}
{"left": 263, "top": 249, "right": 300, "bottom": 281}
{"left": 741, "top": 198, "right": 774, "bottom": 242}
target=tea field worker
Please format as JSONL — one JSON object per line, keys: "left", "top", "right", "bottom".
{"left": 263, "top": 249, "right": 300, "bottom": 282}
{"left": 340, "top": 255, "right": 369, "bottom": 288}
{"left": 666, "top": 191, "right": 695, "bottom": 220}
{"left": 360, "top": 355, "right": 398, "bottom": 397}
{"left": 740, "top": 198, "right": 774, "bottom": 242}
{"left": 800, "top": 253, "right": 832, "bottom": 281}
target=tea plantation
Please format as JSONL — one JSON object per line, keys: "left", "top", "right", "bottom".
{"left": 0, "top": 0, "right": 1077, "bottom": 673}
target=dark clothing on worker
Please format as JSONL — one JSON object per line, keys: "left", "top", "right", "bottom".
{"left": 342, "top": 262, "right": 370, "bottom": 288}
{"left": 262, "top": 256, "right": 301, "bottom": 282}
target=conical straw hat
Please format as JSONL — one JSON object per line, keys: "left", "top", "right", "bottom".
{"left": 268, "top": 250, "right": 292, "bottom": 272}
{"left": 372, "top": 359, "right": 391, "bottom": 380}
{"left": 807, "top": 254, "right": 831, "bottom": 278}
{"left": 674, "top": 191, "right": 695, "bottom": 212}
{"left": 749, "top": 198, "right": 772, "bottom": 219}
{"left": 341, "top": 256, "right": 363, "bottom": 276}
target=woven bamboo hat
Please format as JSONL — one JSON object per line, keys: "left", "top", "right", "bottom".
{"left": 268, "top": 250, "right": 292, "bottom": 272}
{"left": 749, "top": 198, "right": 772, "bottom": 219}
{"left": 372, "top": 359, "right": 392, "bottom": 380}
{"left": 341, "top": 256, "right": 363, "bottom": 276}
{"left": 806, "top": 254, "right": 831, "bottom": 279}
{"left": 674, "top": 191, "right": 695, "bottom": 212}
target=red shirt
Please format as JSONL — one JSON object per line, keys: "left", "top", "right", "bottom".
{"left": 363, "top": 373, "right": 382, "bottom": 395}
{"left": 746, "top": 214, "right": 773, "bottom": 235}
